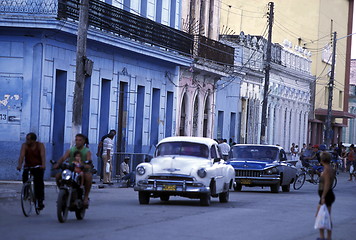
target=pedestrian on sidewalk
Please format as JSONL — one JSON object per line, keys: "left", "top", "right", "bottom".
{"left": 218, "top": 139, "right": 230, "bottom": 160}
{"left": 120, "top": 157, "right": 135, "bottom": 187}
{"left": 346, "top": 144, "right": 355, "bottom": 181}
{"left": 17, "top": 132, "right": 46, "bottom": 210}
{"left": 97, "top": 130, "right": 116, "bottom": 181}
{"left": 102, "top": 131, "right": 116, "bottom": 184}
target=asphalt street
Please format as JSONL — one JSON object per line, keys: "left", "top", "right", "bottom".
{"left": 0, "top": 172, "right": 355, "bottom": 240}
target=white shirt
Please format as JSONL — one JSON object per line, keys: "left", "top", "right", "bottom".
{"left": 218, "top": 142, "right": 231, "bottom": 156}
{"left": 120, "top": 161, "right": 129, "bottom": 177}
{"left": 102, "top": 137, "right": 113, "bottom": 157}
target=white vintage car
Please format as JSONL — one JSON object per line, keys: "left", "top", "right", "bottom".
{"left": 134, "top": 136, "right": 235, "bottom": 206}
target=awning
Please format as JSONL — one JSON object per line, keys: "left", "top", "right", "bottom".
{"left": 314, "top": 108, "right": 356, "bottom": 119}
{"left": 309, "top": 119, "right": 324, "bottom": 123}
{"left": 332, "top": 123, "right": 348, "bottom": 127}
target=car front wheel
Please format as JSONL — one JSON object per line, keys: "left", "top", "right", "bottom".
{"left": 218, "top": 190, "right": 229, "bottom": 203}
{"left": 282, "top": 184, "right": 290, "bottom": 192}
{"left": 138, "top": 191, "right": 150, "bottom": 204}
{"left": 234, "top": 183, "right": 242, "bottom": 192}
{"left": 200, "top": 193, "right": 211, "bottom": 206}
{"left": 270, "top": 182, "right": 280, "bottom": 193}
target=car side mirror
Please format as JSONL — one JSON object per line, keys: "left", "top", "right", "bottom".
{"left": 213, "top": 158, "right": 221, "bottom": 163}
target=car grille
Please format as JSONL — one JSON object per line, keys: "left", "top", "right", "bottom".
{"left": 148, "top": 175, "right": 194, "bottom": 182}
{"left": 235, "top": 169, "right": 262, "bottom": 177}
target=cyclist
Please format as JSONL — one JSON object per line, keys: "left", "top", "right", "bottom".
{"left": 305, "top": 144, "right": 325, "bottom": 183}
{"left": 54, "top": 133, "right": 92, "bottom": 207}
{"left": 17, "top": 132, "right": 46, "bottom": 210}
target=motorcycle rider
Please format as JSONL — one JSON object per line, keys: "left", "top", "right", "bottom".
{"left": 54, "top": 134, "right": 92, "bottom": 207}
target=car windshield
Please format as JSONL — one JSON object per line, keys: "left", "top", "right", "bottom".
{"left": 155, "top": 142, "right": 209, "bottom": 158}
{"left": 230, "top": 146, "right": 278, "bottom": 162}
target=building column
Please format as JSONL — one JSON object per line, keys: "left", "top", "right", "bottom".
{"left": 267, "top": 103, "right": 275, "bottom": 145}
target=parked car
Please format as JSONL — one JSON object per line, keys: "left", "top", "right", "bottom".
{"left": 228, "top": 144, "right": 297, "bottom": 193}
{"left": 134, "top": 136, "right": 235, "bottom": 206}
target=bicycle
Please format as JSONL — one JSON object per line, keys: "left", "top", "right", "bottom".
{"left": 20, "top": 167, "right": 42, "bottom": 217}
{"left": 293, "top": 166, "right": 337, "bottom": 190}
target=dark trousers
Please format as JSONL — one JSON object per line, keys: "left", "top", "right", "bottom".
{"left": 23, "top": 168, "right": 45, "bottom": 201}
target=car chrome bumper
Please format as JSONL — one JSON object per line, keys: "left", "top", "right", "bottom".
{"left": 134, "top": 179, "right": 210, "bottom": 193}
{"left": 235, "top": 176, "right": 281, "bottom": 185}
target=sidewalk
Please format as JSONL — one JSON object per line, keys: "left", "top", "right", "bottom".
{"left": 0, "top": 177, "right": 130, "bottom": 199}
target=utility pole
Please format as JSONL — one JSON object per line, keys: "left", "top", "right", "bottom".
{"left": 325, "top": 31, "right": 337, "bottom": 147}
{"left": 260, "top": 2, "right": 274, "bottom": 144}
{"left": 72, "top": 0, "right": 90, "bottom": 140}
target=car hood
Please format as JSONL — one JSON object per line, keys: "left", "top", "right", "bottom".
{"left": 229, "top": 160, "right": 276, "bottom": 170}
{"left": 151, "top": 156, "right": 211, "bottom": 175}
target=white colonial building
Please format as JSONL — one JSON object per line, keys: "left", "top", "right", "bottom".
{"left": 221, "top": 33, "right": 315, "bottom": 151}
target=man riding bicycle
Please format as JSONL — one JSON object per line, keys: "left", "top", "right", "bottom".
{"left": 54, "top": 134, "right": 92, "bottom": 207}
{"left": 304, "top": 144, "right": 327, "bottom": 182}
{"left": 17, "top": 132, "right": 46, "bottom": 210}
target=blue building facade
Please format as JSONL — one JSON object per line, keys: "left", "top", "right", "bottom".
{"left": 0, "top": 0, "right": 191, "bottom": 179}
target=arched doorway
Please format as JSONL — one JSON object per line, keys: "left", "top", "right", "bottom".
{"left": 203, "top": 93, "right": 210, "bottom": 137}
{"left": 192, "top": 93, "right": 199, "bottom": 136}
{"left": 179, "top": 93, "right": 187, "bottom": 136}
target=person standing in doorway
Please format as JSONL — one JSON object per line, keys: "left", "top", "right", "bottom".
{"left": 102, "top": 131, "right": 116, "bottom": 184}
{"left": 17, "top": 132, "right": 46, "bottom": 210}
{"left": 96, "top": 130, "right": 116, "bottom": 181}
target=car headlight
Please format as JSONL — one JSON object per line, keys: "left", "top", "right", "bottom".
{"left": 266, "top": 168, "right": 279, "bottom": 175}
{"left": 197, "top": 168, "right": 207, "bottom": 178}
{"left": 61, "top": 169, "right": 72, "bottom": 180}
{"left": 137, "top": 166, "right": 146, "bottom": 175}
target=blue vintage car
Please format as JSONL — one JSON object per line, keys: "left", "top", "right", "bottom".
{"left": 228, "top": 144, "right": 297, "bottom": 193}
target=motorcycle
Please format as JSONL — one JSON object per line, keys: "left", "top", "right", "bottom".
{"left": 51, "top": 160, "right": 87, "bottom": 223}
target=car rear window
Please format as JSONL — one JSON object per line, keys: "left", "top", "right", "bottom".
{"left": 230, "top": 146, "right": 278, "bottom": 162}
{"left": 155, "top": 142, "right": 209, "bottom": 158}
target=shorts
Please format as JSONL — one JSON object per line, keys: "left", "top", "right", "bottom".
{"left": 318, "top": 189, "right": 335, "bottom": 207}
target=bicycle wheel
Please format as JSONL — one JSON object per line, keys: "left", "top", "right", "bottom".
{"left": 293, "top": 173, "right": 306, "bottom": 190}
{"left": 332, "top": 176, "right": 337, "bottom": 189}
{"left": 21, "top": 183, "right": 33, "bottom": 217}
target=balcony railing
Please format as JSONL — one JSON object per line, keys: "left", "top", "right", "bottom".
{"left": 0, "top": 0, "right": 235, "bottom": 67}
{"left": 0, "top": 0, "right": 57, "bottom": 14}
{"left": 194, "top": 35, "right": 234, "bottom": 66}
{"left": 58, "top": 0, "right": 193, "bottom": 56}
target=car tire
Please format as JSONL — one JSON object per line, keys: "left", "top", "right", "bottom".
{"left": 200, "top": 193, "right": 211, "bottom": 206}
{"left": 281, "top": 184, "right": 290, "bottom": 192}
{"left": 234, "top": 183, "right": 242, "bottom": 192}
{"left": 160, "top": 194, "right": 170, "bottom": 202}
{"left": 270, "top": 182, "right": 280, "bottom": 193}
{"left": 138, "top": 191, "right": 150, "bottom": 204}
{"left": 218, "top": 190, "right": 229, "bottom": 203}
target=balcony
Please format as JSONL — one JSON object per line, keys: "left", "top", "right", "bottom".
{"left": 194, "top": 35, "right": 234, "bottom": 67}
{"left": 0, "top": 0, "right": 234, "bottom": 67}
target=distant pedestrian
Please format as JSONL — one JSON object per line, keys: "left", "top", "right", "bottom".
{"left": 346, "top": 144, "right": 355, "bottom": 181}
{"left": 96, "top": 130, "right": 116, "bottom": 181}
{"left": 120, "top": 157, "right": 135, "bottom": 187}
{"left": 102, "top": 131, "right": 116, "bottom": 184}
{"left": 218, "top": 139, "right": 230, "bottom": 160}
{"left": 315, "top": 151, "right": 335, "bottom": 240}
{"left": 17, "top": 132, "right": 46, "bottom": 210}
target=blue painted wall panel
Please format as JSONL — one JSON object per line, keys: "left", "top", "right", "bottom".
{"left": 0, "top": 27, "right": 181, "bottom": 179}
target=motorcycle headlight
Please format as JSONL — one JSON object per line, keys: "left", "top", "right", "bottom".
{"left": 61, "top": 169, "right": 72, "bottom": 180}
{"left": 137, "top": 166, "right": 145, "bottom": 175}
{"left": 197, "top": 168, "right": 207, "bottom": 178}
{"left": 266, "top": 168, "right": 279, "bottom": 175}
